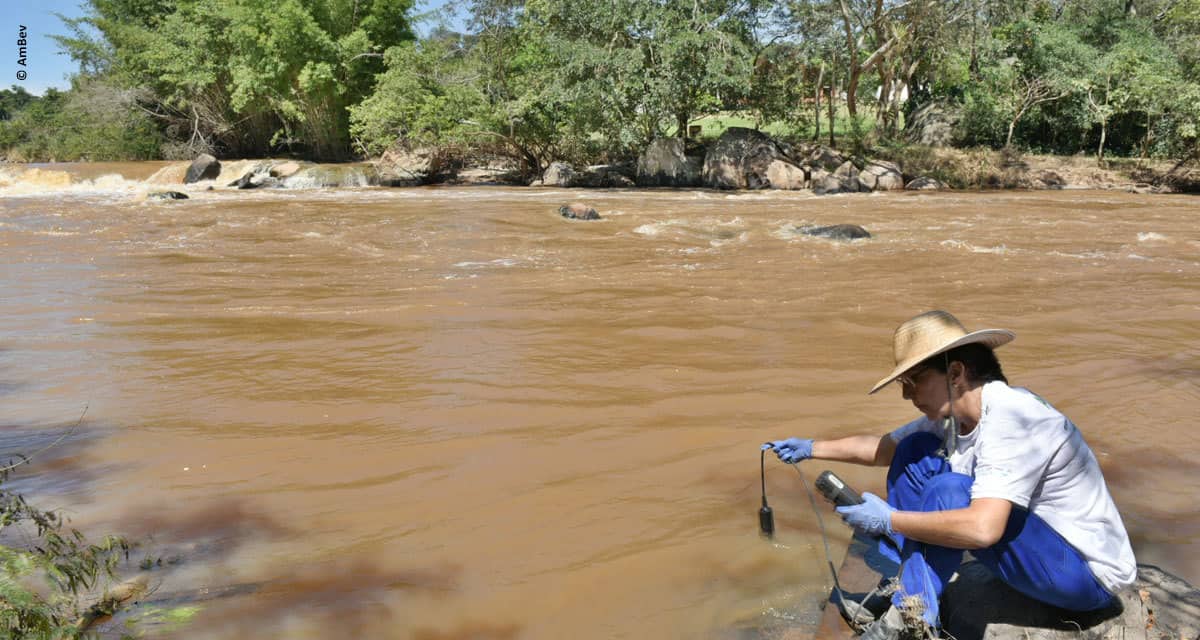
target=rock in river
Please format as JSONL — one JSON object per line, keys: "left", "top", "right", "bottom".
{"left": 559, "top": 203, "right": 600, "bottom": 220}
{"left": 147, "top": 190, "right": 189, "bottom": 200}
{"left": 184, "top": 154, "right": 221, "bottom": 184}
{"left": 798, "top": 224, "right": 871, "bottom": 240}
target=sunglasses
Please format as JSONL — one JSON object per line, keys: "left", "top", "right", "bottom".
{"left": 896, "top": 366, "right": 935, "bottom": 388}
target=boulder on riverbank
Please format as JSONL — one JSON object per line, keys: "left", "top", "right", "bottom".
{"left": 766, "top": 160, "right": 809, "bottom": 190}
{"left": 703, "top": 127, "right": 795, "bottom": 189}
{"left": 542, "top": 162, "right": 577, "bottom": 187}
{"left": 833, "top": 161, "right": 862, "bottom": 192}
{"left": 808, "top": 145, "right": 848, "bottom": 172}
{"left": 377, "top": 146, "right": 453, "bottom": 186}
{"left": 1028, "top": 169, "right": 1066, "bottom": 189}
{"left": 578, "top": 164, "right": 635, "bottom": 188}
{"left": 813, "top": 169, "right": 851, "bottom": 195}
{"left": 539, "top": 162, "right": 635, "bottom": 188}
{"left": 184, "top": 154, "right": 221, "bottom": 184}
{"left": 637, "top": 138, "right": 703, "bottom": 187}
{"left": 906, "top": 176, "right": 949, "bottom": 190}
{"left": 451, "top": 167, "right": 526, "bottom": 186}
{"left": 904, "top": 102, "right": 960, "bottom": 147}
{"left": 859, "top": 160, "right": 905, "bottom": 191}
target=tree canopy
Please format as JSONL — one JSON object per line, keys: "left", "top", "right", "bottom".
{"left": 1, "top": 0, "right": 1197, "bottom": 165}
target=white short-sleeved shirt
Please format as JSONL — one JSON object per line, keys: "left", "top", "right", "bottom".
{"left": 889, "top": 381, "right": 1137, "bottom": 594}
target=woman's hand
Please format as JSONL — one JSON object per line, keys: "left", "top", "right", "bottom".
{"left": 761, "top": 437, "right": 814, "bottom": 464}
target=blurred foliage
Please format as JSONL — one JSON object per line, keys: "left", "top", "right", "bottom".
{"left": 0, "top": 461, "right": 130, "bottom": 638}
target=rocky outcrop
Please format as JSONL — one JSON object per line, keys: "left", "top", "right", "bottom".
{"left": 808, "top": 146, "right": 848, "bottom": 172}
{"left": 798, "top": 224, "right": 871, "bottom": 240}
{"left": 834, "top": 161, "right": 862, "bottom": 192}
{"left": 448, "top": 156, "right": 526, "bottom": 186}
{"left": 377, "top": 147, "right": 452, "bottom": 186}
{"left": 766, "top": 160, "right": 809, "bottom": 190}
{"left": 637, "top": 138, "right": 703, "bottom": 187}
{"left": 906, "top": 176, "right": 949, "bottom": 190}
{"left": 559, "top": 203, "right": 600, "bottom": 220}
{"left": 539, "top": 162, "right": 635, "bottom": 188}
{"left": 184, "top": 154, "right": 221, "bottom": 184}
{"left": 941, "top": 562, "right": 1200, "bottom": 640}
{"left": 228, "top": 163, "right": 280, "bottom": 189}
{"left": 860, "top": 160, "right": 905, "bottom": 191}
{"left": 297, "top": 165, "right": 380, "bottom": 188}
{"left": 1028, "top": 169, "right": 1066, "bottom": 189}
{"left": 703, "top": 127, "right": 790, "bottom": 189}
{"left": 577, "top": 164, "right": 635, "bottom": 188}
{"left": 1160, "top": 168, "right": 1200, "bottom": 194}
{"left": 542, "top": 162, "right": 577, "bottom": 187}
{"left": 905, "top": 102, "right": 960, "bottom": 147}
{"left": 269, "top": 161, "right": 305, "bottom": 179}
{"left": 451, "top": 167, "right": 525, "bottom": 186}
{"left": 812, "top": 169, "right": 848, "bottom": 195}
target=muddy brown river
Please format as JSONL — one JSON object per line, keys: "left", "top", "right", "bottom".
{"left": 1, "top": 163, "right": 1198, "bottom": 639}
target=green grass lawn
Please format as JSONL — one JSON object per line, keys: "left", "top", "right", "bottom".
{"left": 675, "top": 108, "right": 879, "bottom": 144}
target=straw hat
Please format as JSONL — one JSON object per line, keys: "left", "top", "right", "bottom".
{"left": 869, "top": 310, "right": 1015, "bottom": 394}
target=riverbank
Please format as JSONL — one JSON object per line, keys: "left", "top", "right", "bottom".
{"left": 872, "top": 147, "right": 1200, "bottom": 194}
{"left": 3, "top": 141, "right": 1197, "bottom": 196}
{"left": 371, "top": 136, "right": 1200, "bottom": 195}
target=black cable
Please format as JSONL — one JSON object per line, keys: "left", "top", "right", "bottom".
{"left": 790, "top": 463, "right": 860, "bottom": 629}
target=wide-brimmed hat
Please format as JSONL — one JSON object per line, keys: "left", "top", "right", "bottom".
{"left": 869, "top": 310, "right": 1015, "bottom": 394}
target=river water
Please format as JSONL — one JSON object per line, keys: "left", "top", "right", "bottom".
{"left": 1, "top": 163, "right": 1198, "bottom": 639}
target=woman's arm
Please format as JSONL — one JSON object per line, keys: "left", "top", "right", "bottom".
{"left": 811, "top": 434, "right": 898, "bottom": 467}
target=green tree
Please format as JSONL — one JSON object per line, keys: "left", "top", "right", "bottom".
{"left": 0, "top": 79, "right": 163, "bottom": 161}
{"left": 349, "top": 35, "right": 487, "bottom": 155}
{"left": 55, "top": 0, "right": 416, "bottom": 160}
{"left": 528, "top": 0, "right": 753, "bottom": 151}
{"left": 0, "top": 86, "right": 37, "bottom": 121}
{"left": 1084, "top": 26, "right": 1177, "bottom": 161}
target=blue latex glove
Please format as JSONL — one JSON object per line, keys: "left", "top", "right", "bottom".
{"left": 836, "top": 492, "right": 896, "bottom": 538}
{"left": 761, "top": 437, "right": 814, "bottom": 464}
